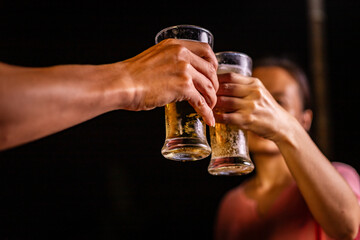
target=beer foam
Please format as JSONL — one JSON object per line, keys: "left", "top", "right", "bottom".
{"left": 217, "top": 64, "right": 251, "bottom": 76}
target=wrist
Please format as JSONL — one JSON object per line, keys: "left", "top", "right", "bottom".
{"left": 272, "top": 113, "right": 302, "bottom": 149}
{"left": 95, "top": 61, "right": 135, "bottom": 112}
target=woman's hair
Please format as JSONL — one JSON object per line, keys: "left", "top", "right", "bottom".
{"left": 253, "top": 57, "right": 312, "bottom": 111}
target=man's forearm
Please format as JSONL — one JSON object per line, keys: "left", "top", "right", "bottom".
{"left": 0, "top": 40, "right": 220, "bottom": 150}
{"left": 0, "top": 62, "right": 123, "bottom": 150}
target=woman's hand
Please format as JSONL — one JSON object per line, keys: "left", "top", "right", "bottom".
{"left": 213, "top": 72, "right": 291, "bottom": 142}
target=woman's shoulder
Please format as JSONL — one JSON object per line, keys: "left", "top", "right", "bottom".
{"left": 332, "top": 161, "right": 359, "bottom": 180}
{"left": 332, "top": 161, "right": 360, "bottom": 200}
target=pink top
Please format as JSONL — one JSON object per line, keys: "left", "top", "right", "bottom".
{"left": 215, "top": 162, "right": 360, "bottom": 240}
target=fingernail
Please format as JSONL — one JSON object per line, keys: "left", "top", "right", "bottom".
{"left": 211, "top": 117, "right": 216, "bottom": 127}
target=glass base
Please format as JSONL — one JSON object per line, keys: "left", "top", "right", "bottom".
{"left": 161, "top": 137, "right": 211, "bottom": 161}
{"left": 208, "top": 156, "right": 254, "bottom": 176}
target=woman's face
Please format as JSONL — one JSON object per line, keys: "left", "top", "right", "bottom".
{"left": 248, "top": 66, "right": 308, "bottom": 155}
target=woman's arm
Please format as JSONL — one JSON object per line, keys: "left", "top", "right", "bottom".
{"left": 277, "top": 114, "right": 360, "bottom": 240}
{"left": 0, "top": 39, "right": 218, "bottom": 150}
{"left": 215, "top": 73, "right": 360, "bottom": 239}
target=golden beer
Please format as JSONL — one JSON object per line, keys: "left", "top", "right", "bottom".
{"left": 208, "top": 52, "right": 255, "bottom": 175}
{"left": 161, "top": 101, "right": 211, "bottom": 161}
{"left": 156, "top": 25, "right": 213, "bottom": 161}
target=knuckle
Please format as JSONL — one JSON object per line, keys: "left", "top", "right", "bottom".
{"left": 251, "top": 87, "right": 262, "bottom": 99}
{"left": 227, "top": 72, "right": 241, "bottom": 82}
{"left": 161, "top": 38, "right": 177, "bottom": 45}
{"left": 208, "top": 61, "right": 217, "bottom": 75}
{"left": 252, "top": 77, "right": 263, "bottom": 86}
{"left": 160, "top": 40, "right": 189, "bottom": 60}
{"left": 172, "top": 44, "right": 189, "bottom": 57}
{"left": 208, "top": 94, "right": 217, "bottom": 108}
{"left": 199, "top": 42, "right": 217, "bottom": 65}
{"left": 197, "top": 41, "right": 210, "bottom": 50}
{"left": 176, "top": 60, "right": 191, "bottom": 74}
{"left": 203, "top": 43, "right": 215, "bottom": 57}
{"left": 242, "top": 113, "right": 255, "bottom": 125}
{"left": 176, "top": 65, "right": 193, "bottom": 86}
{"left": 180, "top": 74, "right": 192, "bottom": 88}
{"left": 209, "top": 66, "right": 219, "bottom": 88}
{"left": 231, "top": 72, "right": 238, "bottom": 77}
{"left": 198, "top": 96, "right": 207, "bottom": 107}
{"left": 248, "top": 101, "right": 257, "bottom": 111}
{"left": 249, "top": 81, "right": 264, "bottom": 98}
{"left": 204, "top": 79, "right": 215, "bottom": 92}
{"left": 228, "top": 72, "right": 237, "bottom": 79}
{"left": 160, "top": 40, "right": 188, "bottom": 58}
{"left": 191, "top": 96, "right": 207, "bottom": 110}
{"left": 222, "top": 83, "right": 231, "bottom": 90}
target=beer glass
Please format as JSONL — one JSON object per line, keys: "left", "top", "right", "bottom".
{"left": 155, "top": 25, "right": 213, "bottom": 161}
{"left": 208, "top": 51, "right": 255, "bottom": 175}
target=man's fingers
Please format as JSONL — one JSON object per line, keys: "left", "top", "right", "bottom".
{"left": 188, "top": 94, "right": 215, "bottom": 127}
{"left": 188, "top": 64, "right": 217, "bottom": 109}
{"left": 177, "top": 40, "right": 219, "bottom": 91}
{"left": 189, "top": 51, "right": 219, "bottom": 92}
{"left": 179, "top": 40, "right": 218, "bottom": 71}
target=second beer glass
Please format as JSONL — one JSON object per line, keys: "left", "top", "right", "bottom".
{"left": 208, "top": 51, "right": 255, "bottom": 175}
{"left": 155, "top": 25, "right": 213, "bottom": 161}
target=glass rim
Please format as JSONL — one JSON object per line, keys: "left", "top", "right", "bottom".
{"left": 215, "top": 51, "right": 251, "bottom": 61}
{"left": 155, "top": 24, "right": 214, "bottom": 43}
{"left": 216, "top": 51, "right": 252, "bottom": 76}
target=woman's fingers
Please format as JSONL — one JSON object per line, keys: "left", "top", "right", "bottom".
{"left": 218, "top": 72, "right": 255, "bottom": 85}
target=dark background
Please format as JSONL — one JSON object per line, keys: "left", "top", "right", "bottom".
{"left": 0, "top": 0, "right": 359, "bottom": 239}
